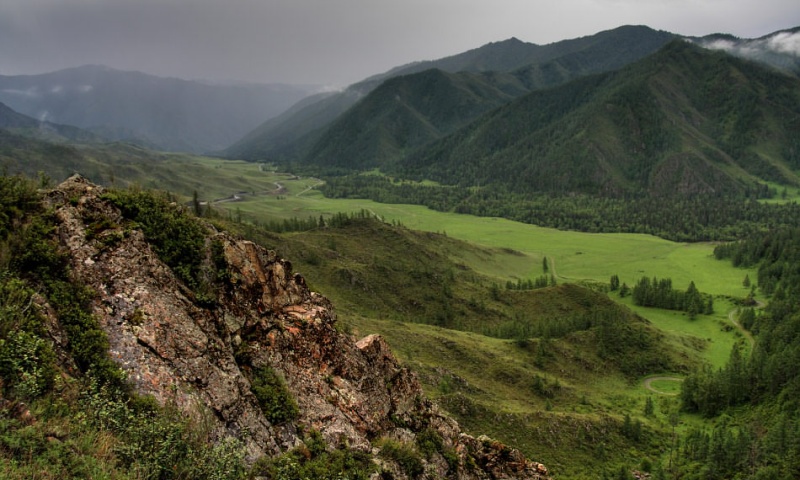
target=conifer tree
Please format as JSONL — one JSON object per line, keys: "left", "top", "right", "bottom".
{"left": 610, "top": 274, "right": 620, "bottom": 291}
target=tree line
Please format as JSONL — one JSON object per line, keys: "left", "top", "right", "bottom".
{"left": 320, "top": 175, "right": 800, "bottom": 242}
{"left": 630, "top": 277, "right": 713, "bottom": 318}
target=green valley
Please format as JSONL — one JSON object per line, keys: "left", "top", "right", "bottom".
{"left": 3, "top": 19, "right": 800, "bottom": 480}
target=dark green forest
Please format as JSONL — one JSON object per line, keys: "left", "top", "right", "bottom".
{"left": 670, "top": 228, "right": 800, "bottom": 479}
{"left": 320, "top": 175, "right": 800, "bottom": 241}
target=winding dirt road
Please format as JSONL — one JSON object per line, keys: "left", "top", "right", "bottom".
{"left": 643, "top": 376, "right": 684, "bottom": 395}
{"left": 727, "top": 307, "right": 755, "bottom": 349}
{"left": 296, "top": 178, "right": 323, "bottom": 197}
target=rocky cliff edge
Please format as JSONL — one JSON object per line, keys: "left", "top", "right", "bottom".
{"left": 44, "top": 175, "right": 549, "bottom": 479}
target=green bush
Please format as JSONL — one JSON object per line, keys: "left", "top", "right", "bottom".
{"left": 253, "top": 430, "right": 375, "bottom": 480}
{"left": 104, "top": 189, "right": 208, "bottom": 292}
{"left": 250, "top": 366, "right": 299, "bottom": 425}
{"left": 377, "top": 438, "right": 424, "bottom": 479}
{"left": 1, "top": 175, "right": 126, "bottom": 392}
{"left": 415, "top": 427, "right": 444, "bottom": 458}
{"left": 0, "top": 331, "right": 56, "bottom": 399}
{"left": 82, "top": 377, "right": 248, "bottom": 480}
{"left": 0, "top": 175, "right": 40, "bottom": 242}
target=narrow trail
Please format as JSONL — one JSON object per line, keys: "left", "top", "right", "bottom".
{"left": 728, "top": 307, "right": 755, "bottom": 349}
{"left": 208, "top": 180, "right": 291, "bottom": 206}
{"left": 643, "top": 376, "right": 684, "bottom": 395}
{"left": 296, "top": 178, "right": 323, "bottom": 197}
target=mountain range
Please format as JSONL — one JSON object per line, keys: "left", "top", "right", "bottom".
{"left": 222, "top": 25, "right": 800, "bottom": 199}
{"left": 392, "top": 40, "right": 800, "bottom": 197}
{"left": 2, "top": 24, "right": 799, "bottom": 201}
{"left": 0, "top": 65, "right": 320, "bottom": 153}
{"left": 223, "top": 25, "right": 678, "bottom": 161}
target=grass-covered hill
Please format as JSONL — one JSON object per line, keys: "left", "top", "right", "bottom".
{"left": 395, "top": 40, "right": 800, "bottom": 197}
{"left": 0, "top": 128, "right": 177, "bottom": 186}
{"left": 223, "top": 25, "right": 677, "bottom": 162}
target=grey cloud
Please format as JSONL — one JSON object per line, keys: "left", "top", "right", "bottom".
{"left": 767, "top": 32, "right": 800, "bottom": 56}
{"left": 700, "top": 30, "right": 800, "bottom": 60}
{"left": 1, "top": 88, "right": 41, "bottom": 98}
{"left": 0, "top": 0, "right": 799, "bottom": 86}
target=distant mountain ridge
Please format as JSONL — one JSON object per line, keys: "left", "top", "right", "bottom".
{"left": 222, "top": 26, "right": 800, "bottom": 168}
{"left": 0, "top": 101, "right": 100, "bottom": 143}
{"left": 225, "top": 25, "right": 678, "bottom": 161}
{"left": 0, "top": 65, "right": 320, "bottom": 153}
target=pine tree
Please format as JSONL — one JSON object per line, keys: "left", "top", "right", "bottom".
{"left": 644, "top": 396, "right": 655, "bottom": 416}
{"left": 704, "top": 297, "right": 714, "bottom": 315}
{"left": 192, "top": 190, "right": 201, "bottom": 216}
{"left": 610, "top": 274, "right": 620, "bottom": 291}
{"left": 686, "top": 281, "right": 702, "bottom": 319}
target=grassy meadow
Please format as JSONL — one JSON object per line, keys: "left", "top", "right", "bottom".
{"left": 183, "top": 159, "right": 757, "bottom": 298}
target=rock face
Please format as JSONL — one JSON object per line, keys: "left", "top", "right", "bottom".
{"left": 44, "top": 175, "right": 549, "bottom": 479}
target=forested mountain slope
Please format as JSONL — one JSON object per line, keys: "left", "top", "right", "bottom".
{"left": 394, "top": 41, "right": 800, "bottom": 197}
{"left": 364, "top": 25, "right": 675, "bottom": 84}
{"left": 690, "top": 26, "right": 800, "bottom": 75}
{"left": 300, "top": 69, "right": 527, "bottom": 169}
{"left": 224, "top": 25, "right": 677, "bottom": 162}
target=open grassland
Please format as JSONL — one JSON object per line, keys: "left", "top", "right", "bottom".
{"left": 199, "top": 162, "right": 758, "bottom": 299}
{"left": 124, "top": 157, "right": 757, "bottom": 302}
{"left": 618, "top": 297, "right": 748, "bottom": 369}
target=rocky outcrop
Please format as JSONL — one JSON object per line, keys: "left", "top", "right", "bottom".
{"left": 44, "top": 175, "right": 549, "bottom": 479}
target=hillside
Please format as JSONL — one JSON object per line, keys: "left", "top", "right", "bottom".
{"left": 0, "top": 174, "right": 551, "bottom": 479}
{"left": 222, "top": 89, "right": 364, "bottom": 162}
{"left": 223, "top": 25, "right": 677, "bottom": 162}
{"left": 0, "top": 128, "right": 178, "bottom": 185}
{"left": 0, "top": 101, "right": 100, "bottom": 143}
{"left": 394, "top": 40, "right": 800, "bottom": 197}
{"left": 216, "top": 208, "right": 733, "bottom": 478}
{"left": 0, "top": 65, "right": 319, "bottom": 153}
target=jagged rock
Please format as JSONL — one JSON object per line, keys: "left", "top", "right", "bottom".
{"left": 43, "top": 175, "right": 549, "bottom": 479}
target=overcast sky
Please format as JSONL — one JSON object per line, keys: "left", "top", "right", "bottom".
{"left": 1, "top": 0, "right": 799, "bottom": 87}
